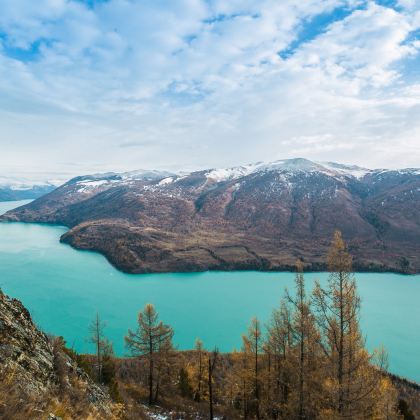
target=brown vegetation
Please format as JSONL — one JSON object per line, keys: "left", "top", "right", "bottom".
{"left": 3, "top": 162, "right": 419, "bottom": 274}
{"left": 1, "top": 231, "right": 419, "bottom": 419}
{"left": 86, "top": 232, "right": 419, "bottom": 419}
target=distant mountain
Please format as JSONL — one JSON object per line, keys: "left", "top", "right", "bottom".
{"left": 2, "top": 158, "right": 419, "bottom": 273}
{"left": 0, "top": 176, "right": 58, "bottom": 201}
{"left": 0, "top": 185, "right": 56, "bottom": 201}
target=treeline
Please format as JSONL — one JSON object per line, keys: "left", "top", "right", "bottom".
{"left": 86, "top": 231, "right": 407, "bottom": 419}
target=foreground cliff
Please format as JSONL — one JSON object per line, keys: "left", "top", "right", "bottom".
{"left": 0, "top": 290, "right": 118, "bottom": 419}
{"left": 2, "top": 159, "right": 419, "bottom": 274}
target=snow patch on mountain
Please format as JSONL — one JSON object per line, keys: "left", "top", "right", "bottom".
{"left": 63, "top": 159, "right": 420, "bottom": 196}
{"left": 260, "top": 158, "right": 325, "bottom": 173}
{"left": 73, "top": 179, "right": 123, "bottom": 193}
{"left": 205, "top": 159, "right": 340, "bottom": 182}
{"left": 158, "top": 177, "right": 173, "bottom": 186}
{"left": 205, "top": 162, "right": 263, "bottom": 182}
{"left": 121, "top": 170, "right": 175, "bottom": 181}
{"left": 320, "top": 162, "right": 372, "bottom": 179}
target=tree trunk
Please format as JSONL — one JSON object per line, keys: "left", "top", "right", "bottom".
{"left": 95, "top": 314, "right": 102, "bottom": 383}
{"left": 255, "top": 336, "right": 260, "bottom": 420}
{"left": 299, "top": 329, "right": 304, "bottom": 419}
{"left": 208, "top": 357, "right": 213, "bottom": 420}
{"left": 338, "top": 272, "right": 344, "bottom": 414}
{"left": 149, "top": 328, "right": 154, "bottom": 405}
{"left": 196, "top": 351, "right": 202, "bottom": 402}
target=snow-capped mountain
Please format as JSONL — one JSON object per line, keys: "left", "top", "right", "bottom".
{"left": 58, "top": 158, "right": 398, "bottom": 190}
{"left": 0, "top": 176, "right": 58, "bottom": 201}
{"left": 37, "top": 158, "right": 380, "bottom": 196}
{"left": 2, "top": 158, "right": 419, "bottom": 274}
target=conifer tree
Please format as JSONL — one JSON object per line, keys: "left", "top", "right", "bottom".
{"left": 242, "top": 317, "right": 263, "bottom": 419}
{"left": 88, "top": 312, "right": 107, "bottom": 383}
{"left": 125, "top": 303, "right": 174, "bottom": 405}
{"left": 101, "top": 340, "right": 121, "bottom": 401}
{"left": 266, "top": 299, "right": 293, "bottom": 417}
{"left": 208, "top": 348, "right": 218, "bottom": 420}
{"left": 179, "top": 367, "right": 193, "bottom": 398}
{"left": 286, "top": 261, "right": 322, "bottom": 419}
{"left": 313, "top": 231, "right": 398, "bottom": 417}
{"left": 224, "top": 349, "right": 248, "bottom": 414}
{"left": 193, "top": 338, "right": 205, "bottom": 402}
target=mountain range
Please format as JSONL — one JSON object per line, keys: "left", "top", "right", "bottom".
{"left": 0, "top": 176, "right": 56, "bottom": 201}
{"left": 1, "top": 158, "right": 419, "bottom": 274}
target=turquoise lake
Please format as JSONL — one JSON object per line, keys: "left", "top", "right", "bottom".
{"left": 0, "top": 200, "right": 419, "bottom": 382}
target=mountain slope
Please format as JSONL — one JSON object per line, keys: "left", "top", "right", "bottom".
{"left": 0, "top": 290, "right": 116, "bottom": 419}
{"left": 2, "top": 159, "right": 419, "bottom": 273}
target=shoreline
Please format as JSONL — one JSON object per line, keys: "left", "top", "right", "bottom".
{"left": 1, "top": 218, "right": 418, "bottom": 276}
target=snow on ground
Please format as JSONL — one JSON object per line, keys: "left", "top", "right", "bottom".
{"left": 75, "top": 179, "right": 116, "bottom": 193}
{"left": 121, "top": 169, "right": 175, "bottom": 181}
{"left": 64, "top": 160, "right": 420, "bottom": 195}
{"left": 205, "top": 163, "right": 260, "bottom": 182}
{"left": 320, "top": 161, "right": 373, "bottom": 179}
{"left": 158, "top": 177, "right": 173, "bottom": 186}
{"left": 76, "top": 180, "right": 110, "bottom": 187}
{"left": 204, "top": 158, "right": 376, "bottom": 183}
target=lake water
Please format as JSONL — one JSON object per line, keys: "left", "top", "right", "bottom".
{"left": 0, "top": 200, "right": 419, "bottom": 382}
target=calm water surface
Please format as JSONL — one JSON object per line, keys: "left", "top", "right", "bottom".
{"left": 0, "top": 200, "right": 419, "bottom": 381}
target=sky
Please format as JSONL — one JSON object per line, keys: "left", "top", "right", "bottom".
{"left": 0, "top": 0, "right": 419, "bottom": 181}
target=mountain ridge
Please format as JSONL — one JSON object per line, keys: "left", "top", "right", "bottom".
{"left": 2, "top": 158, "right": 419, "bottom": 274}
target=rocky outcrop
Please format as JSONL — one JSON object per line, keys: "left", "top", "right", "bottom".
{"left": 2, "top": 159, "right": 419, "bottom": 274}
{"left": 0, "top": 290, "right": 116, "bottom": 419}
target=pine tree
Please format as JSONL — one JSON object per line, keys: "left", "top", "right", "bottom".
{"left": 125, "top": 303, "right": 174, "bottom": 405}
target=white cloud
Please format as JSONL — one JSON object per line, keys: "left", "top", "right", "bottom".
{"left": 0, "top": 0, "right": 419, "bottom": 180}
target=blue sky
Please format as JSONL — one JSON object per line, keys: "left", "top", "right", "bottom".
{"left": 0, "top": 0, "right": 419, "bottom": 180}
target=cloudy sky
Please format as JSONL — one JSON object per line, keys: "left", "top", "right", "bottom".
{"left": 0, "top": 0, "right": 419, "bottom": 180}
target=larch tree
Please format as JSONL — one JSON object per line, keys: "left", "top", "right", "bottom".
{"left": 266, "top": 298, "right": 293, "bottom": 417}
{"left": 208, "top": 347, "right": 219, "bottom": 420}
{"left": 88, "top": 312, "right": 107, "bottom": 383}
{"left": 237, "top": 343, "right": 254, "bottom": 419}
{"left": 242, "top": 317, "right": 263, "bottom": 419}
{"left": 125, "top": 303, "right": 174, "bottom": 405}
{"left": 286, "top": 261, "right": 322, "bottom": 419}
{"left": 313, "top": 231, "right": 398, "bottom": 418}
{"left": 193, "top": 338, "right": 205, "bottom": 402}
